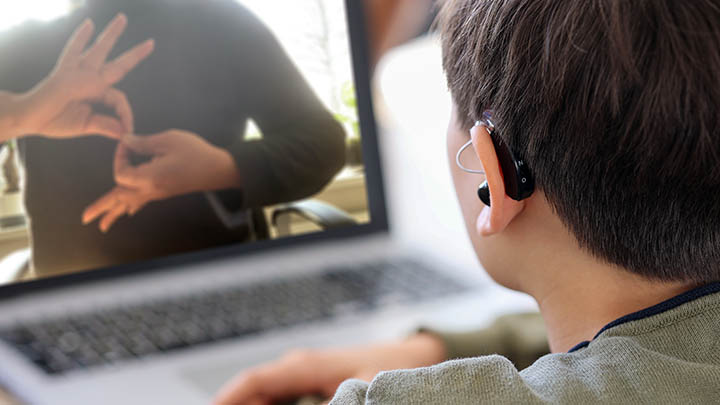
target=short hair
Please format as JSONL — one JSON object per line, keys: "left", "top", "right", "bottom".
{"left": 438, "top": 0, "right": 720, "bottom": 282}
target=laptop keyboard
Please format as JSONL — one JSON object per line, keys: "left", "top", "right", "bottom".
{"left": 0, "top": 258, "right": 467, "bottom": 376}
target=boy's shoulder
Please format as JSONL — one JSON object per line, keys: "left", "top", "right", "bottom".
{"left": 330, "top": 285, "right": 720, "bottom": 404}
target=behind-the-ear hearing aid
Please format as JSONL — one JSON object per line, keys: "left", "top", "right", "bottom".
{"left": 457, "top": 112, "right": 534, "bottom": 207}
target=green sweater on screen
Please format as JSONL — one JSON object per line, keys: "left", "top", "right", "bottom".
{"left": 330, "top": 283, "right": 720, "bottom": 404}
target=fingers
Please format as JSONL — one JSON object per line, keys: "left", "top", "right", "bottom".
{"left": 57, "top": 19, "right": 95, "bottom": 69}
{"left": 79, "top": 87, "right": 132, "bottom": 138}
{"left": 39, "top": 88, "right": 131, "bottom": 139}
{"left": 214, "top": 350, "right": 328, "bottom": 405}
{"left": 121, "top": 133, "right": 168, "bottom": 155}
{"left": 101, "top": 88, "right": 134, "bottom": 134}
{"left": 43, "top": 102, "right": 124, "bottom": 139}
{"left": 114, "top": 142, "right": 132, "bottom": 178}
{"left": 112, "top": 142, "right": 154, "bottom": 188}
{"left": 83, "top": 13, "right": 128, "bottom": 69}
{"left": 214, "top": 371, "right": 268, "bottom": 405}
{"left": 127, "top": 198, "right": 149, "bottom": 217}
{"left": 99, "top": 203, "right": 128, "bottom": 233}
{"left": 83, "top": 188, "right": 120, "bottom": 225}
{"left": 82, "top": 187, "right": 150, "bottom": 232}
{"left": 84, "top": 114, "right": 125, "bottom": 139}
{"left": 102, "top": 39, "right": 155, "bottom": 85}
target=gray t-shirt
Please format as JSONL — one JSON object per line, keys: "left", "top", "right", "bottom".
{"left": 331, "top": 283, "right": 720, "bottom": 404}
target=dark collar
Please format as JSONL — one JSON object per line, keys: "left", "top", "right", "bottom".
{"left": 568, "top": 282, "right": 720, "bottom": 353}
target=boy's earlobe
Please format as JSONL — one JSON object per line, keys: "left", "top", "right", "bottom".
{"left": 470, "top": 125, "right": 525, "bottom": 236}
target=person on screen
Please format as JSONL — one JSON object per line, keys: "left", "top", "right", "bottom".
{"left": 0, "top": 0, "right": 346, "bottom": 277}
{"left": 215, "top": 0, "right": 720, "bottom": 403}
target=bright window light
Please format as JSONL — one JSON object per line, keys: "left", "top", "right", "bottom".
{"left": 0, "top": 1, "right": 73, "bottom": 32}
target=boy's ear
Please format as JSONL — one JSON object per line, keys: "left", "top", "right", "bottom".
{"left": 470, "top": 124, "right": 525, "bottom": 236}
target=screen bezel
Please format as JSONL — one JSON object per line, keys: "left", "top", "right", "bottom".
{"left": 0, "top": 0, "right": 388, "bottom": 299}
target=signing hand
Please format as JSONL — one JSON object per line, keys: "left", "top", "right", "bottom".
{"left": 13, "top": 13, "right": 154, "bottom": 139}
{"left": 213, "top": 333, "right": 447, "bottom": 405}
{"left": 82, "top": 130, "right": 241, "bottom": 232}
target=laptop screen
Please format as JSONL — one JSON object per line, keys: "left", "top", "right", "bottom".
{"left": 0, "top": 0, "right": 384, "bottom": 292}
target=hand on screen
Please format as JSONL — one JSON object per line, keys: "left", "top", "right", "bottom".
{"left": 16, "top": 14, "right": 154, "bottom": 139}
{"left": 213, "top": 334, "right": 447, "bottom": 405}
{"left": 82, "top": 130, "right": 240, "bottom": 232}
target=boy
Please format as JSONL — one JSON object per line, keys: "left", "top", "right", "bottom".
{"left": 216, "top": 0, "right": 720, "bottom": 403}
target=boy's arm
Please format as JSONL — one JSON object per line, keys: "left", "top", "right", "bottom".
{"left": 420, "top": 312, "right": 549, "bottom": 370}
{"left": 213, "top": 332, "right": 446, "bottom": 405}
{"left": 327, "top": 313, "right": 549, "bottom": 404}
{"left": 214, "top": 313, "right": 548, "bottom": 404}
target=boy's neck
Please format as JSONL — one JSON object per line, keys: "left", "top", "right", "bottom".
{"left": 534, "top": 263, "right": 696, "bottom": 353}
{"left": 513, "top": 197, "right": 698, "bottom": 353}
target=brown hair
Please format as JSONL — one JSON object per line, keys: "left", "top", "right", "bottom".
{"left": 439, "top": 0, "right": 720, "bottom": 282}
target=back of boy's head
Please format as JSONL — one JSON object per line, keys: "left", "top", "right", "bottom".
{"left": 438, "top": 0, "right": 720, "bottom": 283}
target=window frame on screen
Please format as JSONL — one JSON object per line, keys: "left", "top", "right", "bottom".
{"left": 0, "top": 0, "right": 388, "bottom": 299}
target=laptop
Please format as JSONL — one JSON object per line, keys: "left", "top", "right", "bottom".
{"left": 0, "top": 1, "right": 529, "bottom": 403}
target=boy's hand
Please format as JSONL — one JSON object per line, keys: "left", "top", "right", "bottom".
{"left": 15, "top": 14, "right": 154, "bottom": 139}
{"left": 213, "top": 333, "right": 447, "bottom": 405}
{"left": 82, "top": 130, "right": 241, "bottom": 232}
